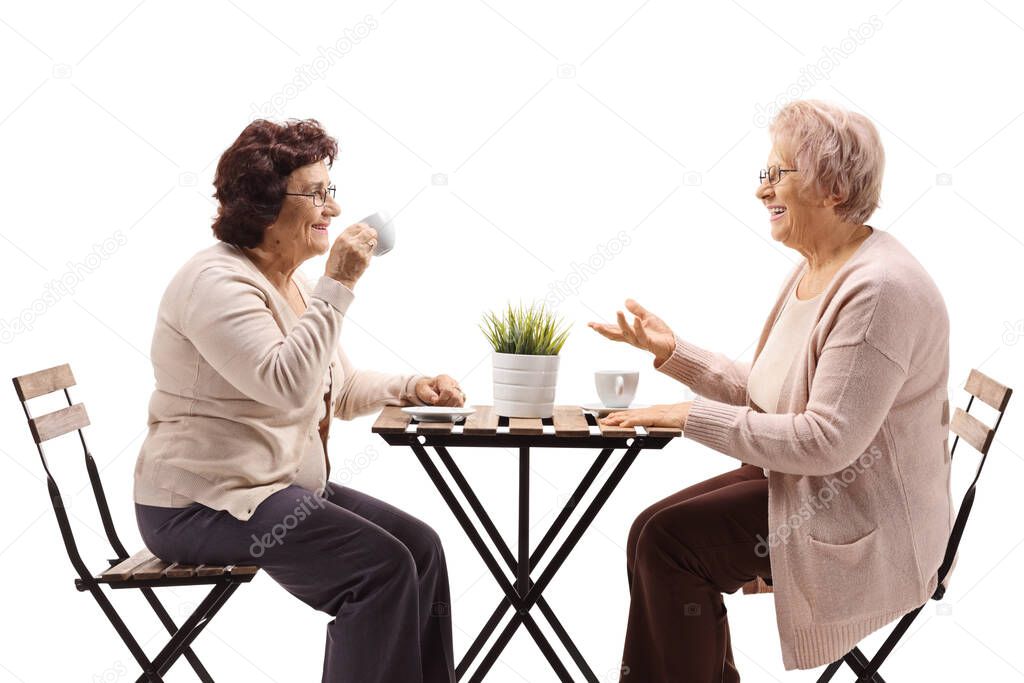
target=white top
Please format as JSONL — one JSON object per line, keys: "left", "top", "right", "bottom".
{"left": 748, "top": 285, "right": 822, "bottom": 476}
{"left": 291, "top": 368, "right": 333, "bottom": 493}
{"left": 749, "top": 286, "right": 822, "bottom": 412}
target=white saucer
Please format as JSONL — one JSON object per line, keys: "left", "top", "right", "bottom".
{"left": 580, "top": 403, "right": 651, "bottom": 417}
{"left": 401, "top": 406, "right": 476, "bottom": 423}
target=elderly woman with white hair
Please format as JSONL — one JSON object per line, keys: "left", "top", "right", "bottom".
{"left": 590, "top": 99, "right": 952, "bottom": 681}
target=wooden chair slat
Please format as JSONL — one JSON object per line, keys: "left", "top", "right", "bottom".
{"left": 12, "top": 363, "right": 76, "bottom": 401}
{"left": 28, "top": 403, "right": 89, "bottom": 444}
{"left": 227, "top": 564, "right": 259, "bottom": 576}
{"left": 102, "top": 556, "right": 253, "bottom": 582}
{"left": 132, "top": 556, "right": 171, "bottom": 581}
{"left": 552, "top": 406, "right": 589, "bottom": 437}
{"left": 965, "top": 369, "right": 1012, "bottom": 412}
{"left": 416, "top": 421, "right": 454, "bottom": 434}
{"left": 163, "top": 562, "right": 197, "bottom": 578}
{"left": 464, "top": 406, "right": 499, "bottom": 435}
{"left": 598, "top": 422, "right": 638, "bottom": 438}
{"left": 509, "top": 418, "right": 543, "bottom": 435}
{"left": 372, "top": 406, "right": 412, "bottom": 434}
{"left": 195, "top": 564, "right": 227, "bottom": 577}
{"left": 101, "top": 549, "right": 155, "bottom": 581}
{"left": 648, "top": 426, "right": 683, "bottom": 438}
{"left": 950, "top": 407, "right": 994, "bottom": 455}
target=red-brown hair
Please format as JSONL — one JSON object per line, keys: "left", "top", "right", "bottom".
{"left": 212, "top": 118, "right": 339, "bottom": 247}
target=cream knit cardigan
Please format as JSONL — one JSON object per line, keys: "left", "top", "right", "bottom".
{"left": 657, "top": 228, "right": 953, "bottom": 670}
{"left": 134, "top": 241, "right": 424, "bottom": 521}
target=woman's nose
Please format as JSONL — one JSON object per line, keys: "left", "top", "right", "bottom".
{"left": 324, "top": 196, "right": 341, "bottom": 217}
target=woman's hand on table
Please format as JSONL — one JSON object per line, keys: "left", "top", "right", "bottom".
{"left": 600, "top": 402, "right": 692, "bottom": 430}
{"left": 587, "top": 299, "right": 676, "bottom": 365}
{"left": 415, "top": 375, "right": 466, "bottom": 407}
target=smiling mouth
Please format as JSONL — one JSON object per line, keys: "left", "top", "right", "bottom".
{"left": 769, "top": 208, "right": 787, "bottom": 221}
{"left": 312, "top": 224, "right": 328, "bottom": 233}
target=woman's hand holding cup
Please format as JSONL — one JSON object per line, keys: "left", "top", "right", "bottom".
{"left": 588, "top": 299, "right": 676, "bottom": 365}
{"left": 325, "top": 223, "right": 378, "bottom": 290}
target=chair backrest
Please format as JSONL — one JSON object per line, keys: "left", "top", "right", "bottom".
{"left": 935, "top": 368, "right": 1013, "bottom": 595}
{"left": 11, "top": 363, "right": 130, "bottom": 581}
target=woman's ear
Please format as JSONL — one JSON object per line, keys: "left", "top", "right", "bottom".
{"left": 820, "top": 192, "right": 846, "bottom": 209}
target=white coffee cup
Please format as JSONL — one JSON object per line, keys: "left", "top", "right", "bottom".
{"left": 359, "top": 212, "right": 395, "bottom": 256}
{"left": 595, "top": 370, "right": 639, "bottom": 408}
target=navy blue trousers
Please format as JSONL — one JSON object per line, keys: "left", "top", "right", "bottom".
{"left": 136, "top": 482, "right": 455, "bottom": 683}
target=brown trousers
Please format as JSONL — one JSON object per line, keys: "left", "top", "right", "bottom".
{"left": 621, "top": 464, "right": 772, "bottom": 683}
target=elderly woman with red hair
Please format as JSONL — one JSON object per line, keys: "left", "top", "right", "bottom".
{"left": 133, "top": 119, "right": 461, "bottom": 683}
{"left": 591, "top": 100, "right": 953, "bottom": 681}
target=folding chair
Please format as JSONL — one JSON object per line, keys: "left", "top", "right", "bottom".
{"left": 817, "top": 368, "right": 1013, "bottom": 682}
{"left": 12, "top": 363, "right": 260, "bottom": 682}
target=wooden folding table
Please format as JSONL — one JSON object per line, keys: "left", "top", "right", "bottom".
{"left": 372, "top": 404, "right": 680, "bottom": 682}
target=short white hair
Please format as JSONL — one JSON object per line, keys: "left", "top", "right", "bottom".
{"left": 769, "top": 100, "right": 885, "bottom": 224}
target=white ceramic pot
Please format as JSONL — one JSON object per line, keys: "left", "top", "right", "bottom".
{"left": 492, "top": 352, "right": 560, "bottom": 418}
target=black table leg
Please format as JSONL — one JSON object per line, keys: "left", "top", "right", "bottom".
{"left": 436, "top": 445, "right": 603, "bottom": 681}
{"left": 522, "top": 613, "right": 574, "bottom": 682}
{"left": 525, "top": 440, "right": 644, "bottom": 608}
{"left": 470, "top": 440, "right": 645, "bottom": 681}
{"left": 408, "top": 440, "right": 566, "bottom": 679}
{"left": 458, "top": 600, "right": 509, "bottom": 680}
{"left": 531, "top": 449, "right": 613, "bottom": 566}
{"left": 535, "top": 599, "right": 593, "bottom": 682}
{"left": 518, "top": 447, "right": 529, "bottom": 596}
{"left": 410, "top": 440, "right": 515, "bottom": 599}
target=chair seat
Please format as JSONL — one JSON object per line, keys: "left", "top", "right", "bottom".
{"left": 98, "top": 548, "right": 259, "bottom": 586}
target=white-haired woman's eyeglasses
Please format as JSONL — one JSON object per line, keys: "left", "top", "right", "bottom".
{"left": 759, "top": 165, "right": 798, "bottom": 185}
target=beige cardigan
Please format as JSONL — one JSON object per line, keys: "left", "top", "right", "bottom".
{"left": 133, "top": 241, "right": 425, "bottom": 521}
{"left": 656, "top": 227, "right": 953, "bottom": 670}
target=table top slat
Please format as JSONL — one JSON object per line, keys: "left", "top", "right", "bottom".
{"left": 598, "top": 422, "right": 638, "bottom": 438}
{"left": 553, "top": 406, "right": 590, "bottom": 437}
{"left": 372, "top": 406, "right": 412, "bottom": 434}
{"left": 372, "top": 405, "right": 679, "bottom": 446}
{"left": 509, "top": 417, "right": 544, "bottom": 435}
{"left": 464, "top": 406, "right": 498, "bottom": 435}
{"left": 416, "top": 421, "right": 454, "bottom": 434}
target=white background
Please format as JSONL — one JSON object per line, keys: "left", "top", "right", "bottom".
{"left": 2, "top": 1, "right": 1022, "bottom": 681}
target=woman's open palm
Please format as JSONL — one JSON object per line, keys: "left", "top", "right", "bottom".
{"left": 588, "top": 299, "right": 676, "bottom": 364}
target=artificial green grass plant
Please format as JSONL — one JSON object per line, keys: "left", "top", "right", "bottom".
{"left": 480, "top": 302, "right": 571, "bottom": 356}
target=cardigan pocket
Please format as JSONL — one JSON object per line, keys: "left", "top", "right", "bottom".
{"left": 798, "top": 526, "right": 890, "bottom": 623}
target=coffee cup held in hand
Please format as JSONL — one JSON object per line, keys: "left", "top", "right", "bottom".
{"left": 325, "top": 224, "right": 377, "bottom": 288}
{"left": 358, "top": 212, "right": 395, "bottom": 256}
{"left": 595, "top": 370, "right": 639, "bottom": 408}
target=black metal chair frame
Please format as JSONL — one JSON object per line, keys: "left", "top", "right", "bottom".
{"left": 816, "top": 371, "right": 1012, "bottom": 683}
{"left": 13, "top": 365, "right": 258, "bottom": 682}
{"left": 377, "top": 417, "right": 676, "bottom": 683}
